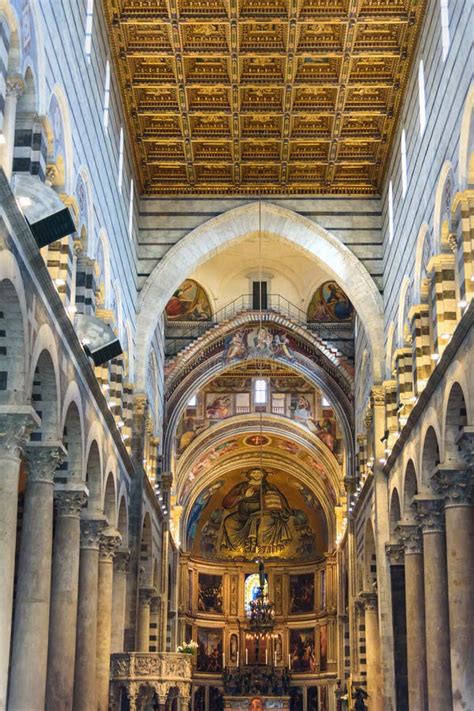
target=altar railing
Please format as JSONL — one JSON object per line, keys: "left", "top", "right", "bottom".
{"left": 110, "top": 652, "right": 192, "bottom": 711}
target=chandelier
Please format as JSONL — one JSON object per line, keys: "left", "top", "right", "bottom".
{"left": 247, "top": 562, "right": 275, "bottom": 639}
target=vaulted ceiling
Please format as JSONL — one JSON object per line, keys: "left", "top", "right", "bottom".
{"left": 103, "top": 0, "right": 426, "bottom": 196}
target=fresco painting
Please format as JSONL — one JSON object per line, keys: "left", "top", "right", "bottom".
{"left": 307, "top": 281, "right": 353, "bottom": 322}
{"left": 165, "top": 279, "right": 212, "bottom": 321}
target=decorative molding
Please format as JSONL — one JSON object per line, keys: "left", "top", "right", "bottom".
{"left": 431, "top": 466, "right": 474, "bottom": 507}
{"left": 114, "top": 549, "right": 131, "bottom": 574}
{"left": 385, "top": 542, "right": 404, "bottom": 566}
{"left": 0, "top": 409, "right": 40, "bottom": 460}
{"left": 397, "top": 523, "right": 422, "bottom": 555}
{"left": 413, "top": 496, "right": 445, "bottom": 533}
{"left": 25, "top": 443, "right": 67, "bottom": 484}
{"left": 54, "top": 489, "right": 88, "bottom": 518}
{"left": 99, "top": 528, "right": 122, "bottom": 561}
{"left": 80, "top": 518, "right": 107, "bottom": 550}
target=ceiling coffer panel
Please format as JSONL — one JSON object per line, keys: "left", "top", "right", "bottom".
{"left": 103, "top": 0, "right": 427, "bottom": 195}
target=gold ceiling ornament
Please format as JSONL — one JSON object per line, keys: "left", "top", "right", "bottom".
{"left": 103, "top": 0, "right": 427, "bottom": 196}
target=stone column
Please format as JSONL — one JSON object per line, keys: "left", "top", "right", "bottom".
{"left": 432, "top": 460, "right": 474, "bottom": 707}
{"left": 137, "top": 588, "right": 155, "bottom": 651}
{"left": 0, "top": 75, "right": 24, "bottom": 180}
{"left": 359, "top": 592, "right": 383, "bottom": 711}
{"left": 8, "top": 443, "right": 66, "bottom": 711}
{"left": 414, "top": 496, "right": 452, "bottom": 711}
{"left": 0, "top": 408, "right": 38, "bottom": 711}
{"left": 111, "top": 550, "right": 130, "bottom": 653}
{"left": 96, "top": 528, "right": 121, "bottom": 711}
{"left": 398, "top": 523, "right": 428, "bottom": 711}
{"left": 73, "top": 517, "right": 106, "bottom": 711}
{"left": 46, "top": 486, "right": 88, "bottom": 711}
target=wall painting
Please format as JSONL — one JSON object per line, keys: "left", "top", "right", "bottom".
{"left": 307, "top": 281, "right": 353, "bottom": 322}
{"left": 197, "top": 573, "right": 223, "bottom": 613}
{"left": 289, "top": 573, "right": 315, "bottom": 614}
{"left": 165, "top": 279, "right": 212, "bottom": 321}
{"left": 197, "top": 628, "right": 223, "bottom": 673}
{"left": 289, "top": 628, "right": 317, "bottom": 672}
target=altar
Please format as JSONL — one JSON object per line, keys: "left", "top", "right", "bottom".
{"left": 223, "top": 696, "right": 290, "bottom": 710}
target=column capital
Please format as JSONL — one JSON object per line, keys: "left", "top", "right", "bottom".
{"left": 150, "top": 594, "right": 161, "bottom": 613}
{"left": 114, "top": 549, "right": 131, "bottom": 574}
{"left": 139, "top": 587, "right": 156, "bottom": 606}
{"left": 25, "top": 442, "right": 67, "bottom": 484}
{"left": 431, "top": 465, "right": 474, "bottom": 507}
{"left": 370, "top": 386, "right": 386, "bottom": 407}
{"left": 0, "top": 407, "right": 40, "bottom": 459}
{"left": 397, "top": 523, "right": 423, "bottom": 554}
{"left": 54, "top": 485, "right": 88, "bottom": 518}
{"left": 413, "top": 495, "right": 445, "bottom": 533}
{"left": 80, "top": 517, "right": 107, "bottom": 550}
{"left": 99, "top": 528, "right": 122, "bottom": 561}
{"left": 358, "top": 591, "right": 378, "bottom": 612}
{"left": 385, "top": 542, "right": 404, "bottom": 566}
{"left": 6, "top": 74, "right": 25, "bottom": 98}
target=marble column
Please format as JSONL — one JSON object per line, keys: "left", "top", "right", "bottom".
{"left": 398, "top": 523, "right": 428, "bottom": 711}
{"left": 0, "top": 75, "right": 24, "bottom": 180}
{"left": 73, "top": 517, "right": 106, "bottom": 711}
{"left": 96, "top": 528, "right": 121, "bottom": 711}
{"left": 0, "top": 409, "right": 37, "bottom": 711}
{"left": 414, "top": 496, "right": 452, "bottom": 711}
{"left": 137, "top": 588, "right": 155, "bottom": 651}
{"left": 46, "top": 486, "right": 88, "bottom": 711}
{"left": 111, "top": 550, "right": 130, "bottom": 653}
{"left": 360, "top": 592, "right": 383, "bottom": 711}
{"left": 8, "top": 443, "right": 66, "bottom": 711}
{"left": 432, "top": 459, "right": 474, "bottom": 707}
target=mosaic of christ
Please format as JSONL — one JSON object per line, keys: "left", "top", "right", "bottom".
{"left": 188, "top": 468, "right": 327, "bottom": 561}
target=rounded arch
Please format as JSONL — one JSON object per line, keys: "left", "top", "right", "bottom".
{"left": 421, "top": 425, "right": 441, "bottom": 488}
{"left": 117, "top": 494, "right": 129, "bottom": 547}
{"left": 403, "top": 459, "right": 418, "bottom": 517}
{"left": 413, "top": 223, "right": 432, "bottom": 303}
{"left": 84, "top": 439, "right": 102, "bottom": 514}
{"left": 363, "top": 519, "right": 377, "bottom": 591}
{"left": 459, "top": 85, "right": 474, "bottom": 189}
{"left": 0, "top": 252, "right": 29, "bottom": 404}
{"left": 389, "top": 488, "right": 401, "bottom": 539}
{"left": 28, "top": 336, "right": 60, "bottom": 441}
{"left": 397, "top": 275, "right": 412, "bottom": 348}
{"left": 61, "top": 400, "right": 84, "bottom": 480}
{"left": 433, "top": 161, "right": 456, "bottom": 253}
{"left": 443, "top": 382, "right": 468, "bottom": 465}
{"left": 103, "top": 472, "right": 117, "bottom": 523}
{"left": 22, "top": 0, "right": 47, "bottom": 114}
{"left": 75, "top": 166, "right": 95, "bottom": 256}
{"left": 47, "top": 84, "right": 74, "bottom": 194}
{"left": 0, "top": 6, "right": 20, "bottom": 75}
{"left": 136, "top": 203, "right": 385, "bottom": 389}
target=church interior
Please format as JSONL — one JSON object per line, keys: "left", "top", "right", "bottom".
{"left": 0, "top": 1, "right": 472, "bottom": 710}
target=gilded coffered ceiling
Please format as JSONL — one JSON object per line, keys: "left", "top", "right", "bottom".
{"left": 103, "top": 0, "right": 426, "bottom": 195}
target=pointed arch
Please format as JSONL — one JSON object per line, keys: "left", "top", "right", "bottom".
{"left": 136, "top": 203, "right": 384, "bottom": 388}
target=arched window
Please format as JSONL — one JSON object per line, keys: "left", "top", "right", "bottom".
{"left": 440, "top": 0, "right": 450, "bottom": 61}
{"left": 418, "top": 60, "right": 426, "bottom": 136}
{"left": 118, "top": 126, "right": 124, "bottom": 190}
{"left": 103, "top": 60, "right": 111, "bottom": 130}
{"left": 84, "top": 0, "right": 94, "bottom": 61}
{"left": 254, "top": 378, "right": 267, "bottom": 405}
{"left": 128, "top": 178, "right": 134, "bottom": 240}
{"left": 401, "top": 129, "right": 408, "bottom": 198}
{"left": 388, "top": 180, "right": 394, "bottom": 244}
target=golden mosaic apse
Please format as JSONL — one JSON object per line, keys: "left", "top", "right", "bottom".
{"left": 103, "top": 0, "right": 426, "bottom": 195}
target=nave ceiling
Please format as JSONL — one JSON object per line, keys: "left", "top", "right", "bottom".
{"left": 103, "top": 0, "right": 427, "bottom": 195}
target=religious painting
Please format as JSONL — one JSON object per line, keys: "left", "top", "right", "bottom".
{"left": 289, "top": 573, "right": 315, "bottom": 614}
{"left": 190, "top": 468, "right": 327, "bottom": 562}
{"left": 307, "top": 416, "right": 337, "bottom": 452}
{"left": 186, "top": 480, "right": 225, "bottom": 549}
{"left": 205, "top": 393, "right": 232, "bottom": 419}
{"left": 223, "top": 327, "right": 296, "bottom": 363}
{"left": 165, "top": 279, "right": 212, "bottom": 321}
{"left": 308, "top": 687, "right": 318, "bottom": 711}
{"left": 249, "top": 699, "right": 264, "bottom": 711}
{"left": 243, "top": 434, "right": 271, "bottom": 447}
{"left": 292, "top": 393, "right": 314, "bottom": 423}
{"left": 307, "top": 281, "right": 353, "bottom": 322}
{"left": 289, "top": 628, "right": 316, "bottom": 672}
{"left": 319, "top": 624, "right": 328, "bottom": 672}
{"left": 244, "top": 573, "right": 269, "bottom": 615}
{"left": 290, "top": 687, "right": 304, "bottom": 711}
{"left": 197, "top": 573, "right": 223, "bottom": 613}
{"left": 176, "top": 415, "right": 209, "bottom": 454}
{"left": 197, "top": 628, "right": 223, "bottom": 673}
{"left": 193, "top": 686, "right": 205, "bottom": 711}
